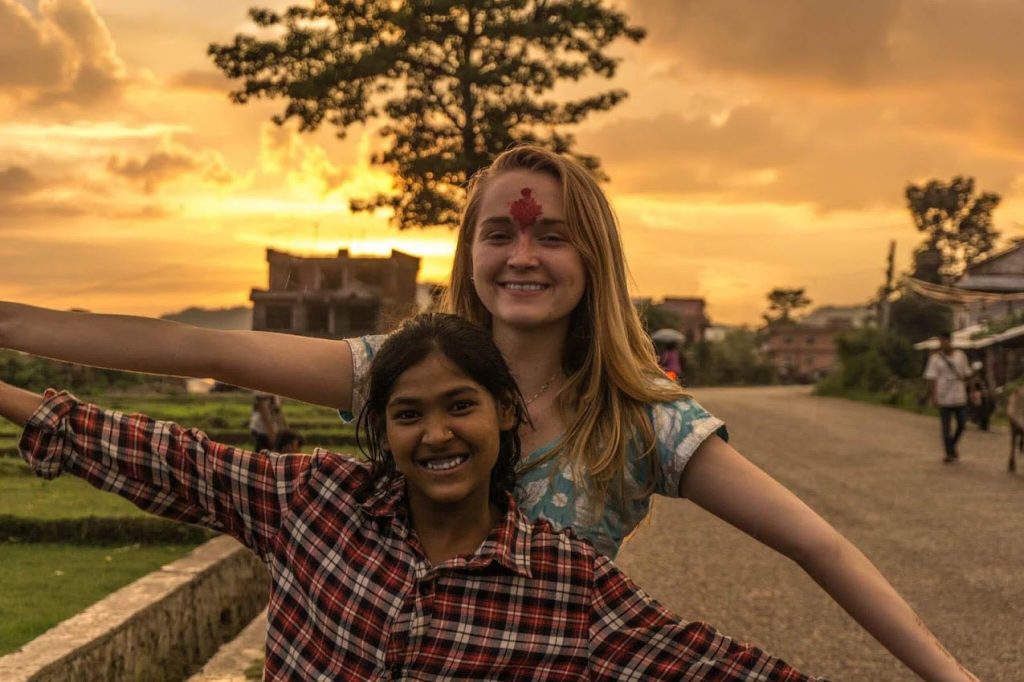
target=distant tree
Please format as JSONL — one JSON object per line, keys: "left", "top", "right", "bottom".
{"left": 210, "top": 1, "right": 645, "bottom": 230}
{"left": 887, "top": 290, "right": 952, "bottom": 344}
{"left": 636, "top": 302, "right": 682, "bottom": 335}
{"left": 686, "top": 330, "right": 776, "bottom": 386}
{"left": 763, "top": 287, "right": 811, "bottom": 325}
{"left": 905, "top": 176, "right": 1001, "bottom": 282}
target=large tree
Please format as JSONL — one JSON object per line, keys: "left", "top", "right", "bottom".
{"left": 210, "top": 1, "right": 644, "bottom": 230}
{"left": 905, "top": 176, "right": 1000, "bottom": 283}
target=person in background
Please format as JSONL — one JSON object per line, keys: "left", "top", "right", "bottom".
{"left": 249, "top": 391, "right": 286, "bottom": 451}
{"left": 273, "top": 428, "right": 304, "bottom": 454}
{"left": 657, "top": 341, "right": 684, "bottom": 384}
{"left": 923, "top": 331, "right": 973, "bottom": 462}
{"left": 966, "top": 361, "right": 994, "bottom": 432}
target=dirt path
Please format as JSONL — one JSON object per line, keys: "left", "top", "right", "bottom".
{"left": 615, "top": 385, "right": 1023, "bottom": 681}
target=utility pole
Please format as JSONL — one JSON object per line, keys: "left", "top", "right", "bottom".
{"left": 880, "top": 240, "right": 896, "bottom": 330}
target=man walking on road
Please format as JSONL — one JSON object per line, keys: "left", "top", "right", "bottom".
{"left": 923, "top": 331, "right": 972, "bottom": 463}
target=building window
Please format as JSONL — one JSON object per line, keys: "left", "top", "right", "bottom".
{"left": 307, "top": 303, "right": 329, "bottom": 333}
{"left": 266, "top": 305, "right": 292, "bottom": 330}
{"left": 350, "top": 303, "right": 379, "bottom": 331}
{"left": 806, "top": 336, "right": 815, "bottom": 345}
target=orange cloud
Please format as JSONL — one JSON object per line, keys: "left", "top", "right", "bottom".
{"left": 0, "top": 0, "right": 129, "bottom": 108}
{"left": 258, "top": 122, "right": 351, "bottom": 195}
{"left": 107, "top": 141, "right": 239, "bottom": 193}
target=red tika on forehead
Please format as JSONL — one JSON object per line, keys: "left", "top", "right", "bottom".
{"left": 509, "top": 188, "right": 543, "bottom": 230}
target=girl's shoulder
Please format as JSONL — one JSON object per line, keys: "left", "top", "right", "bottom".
{"left": 308, "top": 449, "right": 372, "bottom": 484}
{"left": 638, "top": 378, "right": 728, "bottom": 441}
{"left": 639, "top": 392, "right": 728, "bottom": 497}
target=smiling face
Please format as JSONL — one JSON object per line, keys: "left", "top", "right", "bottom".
{"left": 471, "top": 169, "right": 586, "bottom": 332}
{"left": 383, "top": 351, "right": 515, "bottom": 514}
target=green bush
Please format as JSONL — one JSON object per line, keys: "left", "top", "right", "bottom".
{"left": 826, "top": 328, "right": 921, "bottom": 393}
{"left": 686, "top": 330, "right": 777, "bottom": 386}
{"left": 0, "top": 515, "right": 214, "bottom": 545}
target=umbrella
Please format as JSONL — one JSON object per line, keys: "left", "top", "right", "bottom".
{"left": 651, "top": 328, "right": 685, "bottom": 344}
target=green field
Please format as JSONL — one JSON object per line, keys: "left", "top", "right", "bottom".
{"left": 0, "top": 391, "right": 353, "bottom": 657}
{"left": 0, "top": 543, "right": 198, "bottom": 655}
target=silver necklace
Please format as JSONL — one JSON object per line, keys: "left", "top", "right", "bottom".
{"left": 525, "top": 374, "right": 558, "bottom": 406}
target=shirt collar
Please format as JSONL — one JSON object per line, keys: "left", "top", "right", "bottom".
{"left": 360, "top": 479, "right": 533, "bottom": 578}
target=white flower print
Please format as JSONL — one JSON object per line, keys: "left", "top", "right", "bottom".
{"left": 518, "top": 479, "right": 549, "bottom": 510}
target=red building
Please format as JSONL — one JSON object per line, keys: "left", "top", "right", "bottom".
{"left": 655, "top": 297, "right": 710, "bottom": 344}
{"left": 761, "top": 321, "right": 850, "bottom": 383}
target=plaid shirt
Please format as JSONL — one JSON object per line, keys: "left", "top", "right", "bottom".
{"left": 20, "top": 391, "right": 822, "bottom": 681}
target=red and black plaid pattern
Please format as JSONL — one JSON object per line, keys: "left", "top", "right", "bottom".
{"left": 20, "top": 391, "right": 822, "bottom": 681}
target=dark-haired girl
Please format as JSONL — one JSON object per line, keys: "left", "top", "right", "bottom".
{"left": 0, "top": 314, "right": 821, "bottom": 680}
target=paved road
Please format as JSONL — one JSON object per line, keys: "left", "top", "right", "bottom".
{"left": 615, "top": 385, "right": 1023, "bottom": 681}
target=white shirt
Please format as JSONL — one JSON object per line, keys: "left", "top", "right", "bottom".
{"left": 923, "top": 350, "right": 971, "bottom": 407}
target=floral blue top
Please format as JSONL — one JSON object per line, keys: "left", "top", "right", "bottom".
{"left": 344, "top": 336, "right": 728, "bottom": 558}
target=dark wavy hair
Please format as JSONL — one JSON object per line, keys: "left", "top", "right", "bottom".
{"left": 355, "top": 313, "right": 526, "bottom": 507}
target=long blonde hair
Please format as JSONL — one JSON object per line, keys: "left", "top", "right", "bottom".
{"left": 441, "top": 145, "right": 687, "bottom": 510}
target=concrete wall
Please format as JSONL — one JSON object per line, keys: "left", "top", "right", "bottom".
{"left": 0, "top": 536, "right": 269, "bottom": 682}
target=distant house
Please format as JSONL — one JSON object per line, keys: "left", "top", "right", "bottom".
{"left": 654, "top": 297, "right": 710, "bottom": 344}
{"left": 759, "top": 305, "right": 871, "bottom": 383}
{"left": 250, "top": 248, "right": 420, "bottom": 339}
{"left": 912, "top": 240, "right": 1024, "bottom": 388}
{"left": 761, "top": 319, "right": 854, "bottom": 383}
{"left": 951, "top": 239, "right": 1024, "bottom": 329}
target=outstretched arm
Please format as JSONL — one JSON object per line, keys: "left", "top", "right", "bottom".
{"left": 4, "top": 381, "right": 315, "bottom": 557}
{"left": 679, "top": 436, "right": 977, "bottom": 682}
{"left": 589, "top": 553, "right": 820, "bottom": 681}
{"left": 0, "top": 301, "right": 354, "bottom": 409}
{"left": 0, "top": 380, "right": 43, "bottom": 427}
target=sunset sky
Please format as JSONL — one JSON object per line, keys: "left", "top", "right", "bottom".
{"left": 3, "top": 0, "right": 1024, "bottom": 325}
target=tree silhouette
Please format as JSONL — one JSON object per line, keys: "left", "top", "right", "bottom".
{"left": 763, "top": 287, "right": 811, "bottom": 325}
{"left": 905, "top": 176, "right": 1000, "bottom": 282}
{"left": 210, "top": 1, "right": 644, "bottom": 229}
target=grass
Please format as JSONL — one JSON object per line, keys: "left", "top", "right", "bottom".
{"left": 244, "top": 659, "right": 265, "bottom": 681}
{"left": 0, "top": 543, "right": 198, "bottom": 655}
{"left": 1, "top": 392, "right": 362, "bottom": 526}
{"left": 2, "top": 472, "right": 152, "bottom": 520}
{"left": 0, "top": 392, "right": 347, "bottom": 658}
{"left": 813, "top": 384, "right": 1010, "bottom": 427}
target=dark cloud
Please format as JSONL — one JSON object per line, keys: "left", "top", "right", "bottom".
{"left": 0, "top": 164, "right": 172, "bottom": 224}
{"left": 586, "top": 104, "right": 1023, "bottom": 211}
{"left": 621, "top": 0, "right": 1024, "bottom": 121}
{"left": 0, "top": 165, "right": 46, "bottom": 196}
{"left": 624, "top": 0, "right": 902, "bottom": 88}
{"left": 107, "top": 143, "right": 237, "bottom": 193}
{"left": 0, "top": 0, "right": 72, "bottom": 89}
{"left": 586, "top": 1, "right": 1024, "bottom": 212}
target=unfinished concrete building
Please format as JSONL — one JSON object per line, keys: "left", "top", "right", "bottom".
{"left": 250, "top": 248, "right": 420, "bottom": 338}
